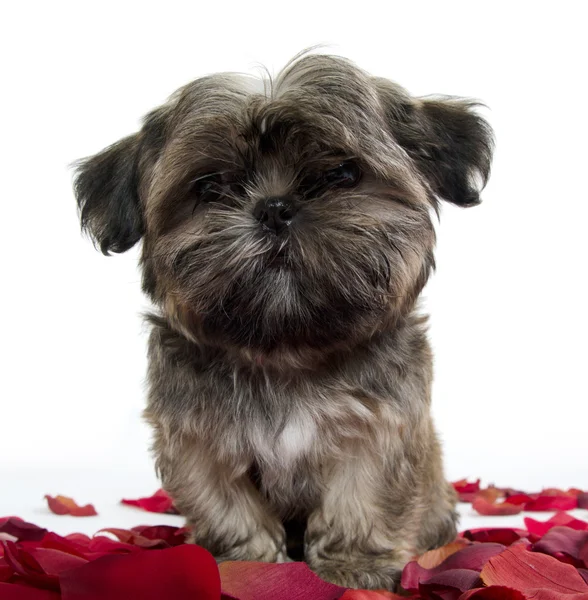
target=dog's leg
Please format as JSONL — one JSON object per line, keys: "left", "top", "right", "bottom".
{"left": 305, "top": 423, "right": 457, "bottom": 590}
{"left": 154, "top": 435, "right": 287, "bottom": 563}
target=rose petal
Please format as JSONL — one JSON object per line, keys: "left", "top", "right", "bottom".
{"left": 0, "top": 583, "right": 61, "bottom": 599}
{"left": 458, "top": 586, "right": 527, "bottom": 599}
{"left": 524, "top": 495, "right": 578, "bottom": 512}
{"left": 340, "top": 590, "right": 404, "bottom": 599}
{"left": 501, "top": 494, "right": 534, "bottom": 506}
{"left": 578, "top": 493, "right": 588, "bottom": 510}
{"left": 462, "top": 528, "right": 527, "bottom": 546}
{"left": 532, "top": 526, "right": 588, "bottom": 568}
{"left": 1, "top": 541, "right": 59, "bottom": 590}
{"left": 219, "top": 561, "right": 346, "bottom": 600}
{"left": 453, "top": 479, "right": 481, "bottom": 503}
{"left": 419, "top": 568, "right": 482, "bottom": 597}
{"left": 120, "top": 489, "right": 178, "bottom": 514}
{"left": 481, "top": 543, "right": 588, "bottom": 593}
{"left": 417, "top": 540, "right": 470, "bottom": 569}
{"left": 401, "top": 543, "right": 506, "bottom": 590}
{"left": 472, "top": 496, "right": 523, "bottom": 516}
{"left": 96, "top": 528, "right": 168, "bottom": 549}
{"left": 20, "top": 532, "right": 91, "bottom": 560}
{"left": 60, "top": 544, "right": 220, "bottom": 600}
{"left": 45, "top": 496, "right": 97, "bottom": 517}
{"left": 525, "top": 512, "right": 588, "bottom": 537}
{"left": 130, "top": 525, "right": 186, "bottom": 547}
{"left": 0, "top": 518, "right": 47, "bottom": 542}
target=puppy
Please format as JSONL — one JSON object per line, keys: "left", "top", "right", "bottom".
{"left": 74, "top": 52, "right": 493, "bottom": 590}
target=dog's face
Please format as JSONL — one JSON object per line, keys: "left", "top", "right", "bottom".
{"left": 75, "top": 54, "right": 493, "bottom": 362}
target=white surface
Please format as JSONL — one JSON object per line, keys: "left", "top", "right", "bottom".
{"left": 2, "top": 468, "right": 586, "bottom": 538}
{"left": 0, "top": 1, "right": 586, "bottom": 492}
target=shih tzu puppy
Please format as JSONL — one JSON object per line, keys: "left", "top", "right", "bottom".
{"left": 74, "top": 52, "right": 493, "bottom": 590}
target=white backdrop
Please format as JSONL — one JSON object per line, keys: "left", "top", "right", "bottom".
{"left": 1, "top": 0, "right": 586, "bottom": 493}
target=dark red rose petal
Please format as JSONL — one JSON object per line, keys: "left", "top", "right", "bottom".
{"left": 418, "top": 568, "right": 481, "bottom": 597}
{"left": 481, "top": 542, "right": 588, "bottom": 593}
{"left": 86, "top": 536, "right": 140, "bottom": 555}
{"left": 60, "top": 544, "right": 220, "bottom": 600}
{"left": 578, "top": 493, "right": 588, "bottom": 510}
{"left": 130, "top": 525, "right": 186, "bottom": 547}
{"left": 44, "top": 496, "right": 97, "bottom": 517}
{"left": 401, "top": 543, "right": 506, "bottom": 590}
{"left": 532, "top": 526, "right": 588, "bottom": 568}
{"left": 458, "top": 586, "right": 527, "bottom": 599}
{"left": 120, "top": 489, "right": 178, "bottom": 514}
{"left": 22, "top": 532, "right": 90, "bottom": 560}
{"left": 0, "top": 518, "right": 47, "bottom": 542}
{"left": 0, "top": 583, "right": 61, "bottom": 599}
{"left": 1, "top": 541, "right": 59, "bottom": 590}
{"left": 524, "top": 495, "right": 578, "bottom": 511}
{"left": 462, "top": 528, "right": 527, "bottom": 546}
{"left": 1, "top": 556, "right": 12, "bottom": 581}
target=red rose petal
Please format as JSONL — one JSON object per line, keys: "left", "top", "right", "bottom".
{"left": 23, "top": 532, "right": 90, "bottom": 560}
{"left": 524, "top": 495, "right": 578, "bottom": 511}
{"left": 472, "top": 496, "right": 523, "bottom": 516}
{"left": 481, "top": 542, "right": 588, "bottom": 593}
{"left": 0, "top": 583, "right": 61, "bottom": 599}
{"left": 0, "top": 518, "right": 47, "bottom": 542}
{"left": 60, "top": 544, "right": 220, "bottom": 600}
{"left": 97, "top": 528, "right": 170, "bottom": 549}
{"left": 120, "top": 489, "right": 178, "bottom": 514}
{"left": 417, "top": 540, "right": 471, "bottom": 569}
{"left": 501, "top": 494, "right": 534, "bottom": 506}
{"left": 578, "top": 493, "right": 588, "bottom": 510}
{"left": 401, "top": 543, "right": 506, "bottom": 590}
{"left": 44, "top": 496, "right": 97, "bottom": 517}
{"left": 1, "top": 540, "right": 59, "bottom": 590}
{"left": 453, "top": 479, "right": 481, "bottom": 503}
{"left": 219, "top": 561, "right": 346, "bottom": 600}
{"left": 340, "top": 590, "right": 403, "bottom": 599}
{"left": 525, "top": 512, "right": 588, "bottom": 537}
{"left": 419, "top": 568, "right": 482, "bottom": 596}
{"left": 130, "top": 525, "right": 186, "bottom": 547}
{"left": 458, "top": 586, "right": 527, "bottom": 599}
{"left": 532, "top": 526, "right": 588, "bottom": 568}
{"left": 462, "top": 528, "right": 527, "bottom": 546}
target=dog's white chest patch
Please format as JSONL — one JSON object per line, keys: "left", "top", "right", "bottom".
{"left": 275, "top": 412, "right": 317, "bottom": 464}
{"left": 250, "top": 409, "right": 317, "bottom": 469}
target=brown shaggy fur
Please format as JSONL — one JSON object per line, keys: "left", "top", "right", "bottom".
{"left": 73, "top": 52, "right": 493, "bottom": 590}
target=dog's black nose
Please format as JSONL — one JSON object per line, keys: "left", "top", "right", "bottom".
{"left": 253, "top": 196, "right": 298, "bottom": 235}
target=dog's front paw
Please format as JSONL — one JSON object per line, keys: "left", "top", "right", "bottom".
{"left": 308, "top": 556, "right": 403, "bottom": 591}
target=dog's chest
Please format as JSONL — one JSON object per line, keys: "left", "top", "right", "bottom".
{"left": 248, "top": 406, "right": 318, "bottom": 470}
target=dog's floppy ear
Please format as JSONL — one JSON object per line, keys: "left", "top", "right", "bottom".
{"left": 73, "top": 107, "right": 167, "bottom": 255}
{"left": 379, "top": 83, "right": 494, "bottom": 207}
{"left": 74, "top": 134, "right": 144, "bottom": 254}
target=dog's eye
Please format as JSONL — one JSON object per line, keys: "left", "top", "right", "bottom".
{"left": 191, "top": 174, "right": 223, "bottom": 202}
{"left": 324, "top": 161, "right": 361, "bottom": 187}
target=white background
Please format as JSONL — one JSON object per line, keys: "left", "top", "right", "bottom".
{"left": 1, "top": 0, "right": 586, "bottom": 524}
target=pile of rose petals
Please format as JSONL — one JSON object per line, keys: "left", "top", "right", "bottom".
{"left": 2, "top": 512, "right": 588, "bottom": 599}
{"left": 1, "top": 480, "right": 586, "bottom": 599}
{"left": 453, "top": 479, "right": 588, "bottom": 516}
